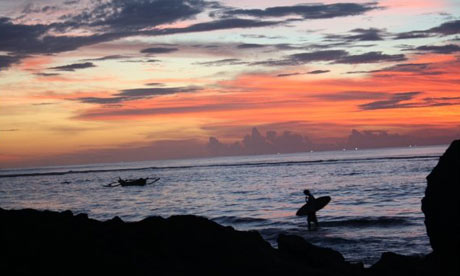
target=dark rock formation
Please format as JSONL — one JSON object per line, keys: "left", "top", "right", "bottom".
{"left": 278, "top": 234, "right": 363, "bottom": 275}
{"left": 368, "top": 252, "right": 436, "bottom": 276}
{"left": 1, "top": 208, "right": 361, "bottom": 276}
{"left": 422, "top": 140, "right": 460, "bottom": 275}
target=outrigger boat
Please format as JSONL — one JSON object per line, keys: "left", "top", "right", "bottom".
{"left": 104, "top": 177, "right": 160, "bottom": 187}
{"left": 118, "top": 178, "right": 147, "bottom": 186}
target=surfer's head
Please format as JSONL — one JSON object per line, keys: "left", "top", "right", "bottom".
{"left": 303, "top": 189, "right": 310, "bottom": 195}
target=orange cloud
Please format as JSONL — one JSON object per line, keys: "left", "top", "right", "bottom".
{"left": 19, "top": 56, "right": 54, "bottom": 71}
{"left": 67, "top": 53, "right": 459, "bottom": 141}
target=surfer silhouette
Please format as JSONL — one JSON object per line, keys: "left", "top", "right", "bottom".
{"left": 304, "top": 189, "right": 319, "bottom": 230}
{"left": 296, "top": 191, "right": 330, "bottom": 230}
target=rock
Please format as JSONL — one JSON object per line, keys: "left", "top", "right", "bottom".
{"left": 0, "top": 208, "right": 334, "bottom": 275}
{"left": 107, "top": 215, "right": 124, "bottom": 224}
{"left": 278, "top": 234, "right": 345, "bottom": 266}
{"left": 421, "top": 140, "right": 460, "bottom": 275}
{"left": 277, "top": 234, "right": 364, "bottom": 275}
{"left": 0, "top": 206, "right": 444, "bottom": 276}
{"left": 368, "top": 252, "right": 435, "bottom": 276}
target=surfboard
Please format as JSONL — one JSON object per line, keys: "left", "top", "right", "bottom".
{"left": 296, "top": 196, "right": 331, "bottom": 216}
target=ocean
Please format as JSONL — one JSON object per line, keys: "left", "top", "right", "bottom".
{"left": 0, "top": 145, "right": 447, "bottom": 265}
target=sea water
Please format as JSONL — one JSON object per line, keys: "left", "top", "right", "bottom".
{"left": 0, "top": 145, "right": 447, "bottom": 265}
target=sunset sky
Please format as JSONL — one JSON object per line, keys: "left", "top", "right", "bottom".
{"left": 1, "top": 0, "right": 459, "bottom": 168}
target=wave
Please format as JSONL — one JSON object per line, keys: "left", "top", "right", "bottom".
{"left": 0, "top": 155, "right": 439, "bottom": 178}
{"left": 259, "top": 228, "right": 386, "bottom": 246}
{"left": 212, "top": 216, "right": 267, "bottom": 225}
{"left": 0, "top": 167, "right": 154, "bottom": 178}
{"left": 309, "top": 236, "right": 362, "bottom": 245}
{"left": 212, "top": 215, "right": 414, "bottom": 230}
{"left": 320, "top": 216, "right": 414, "bottom": 227}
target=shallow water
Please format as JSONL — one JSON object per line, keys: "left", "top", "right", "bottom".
{"left": 0, "top": 145, "right": 447, "bottom": 265}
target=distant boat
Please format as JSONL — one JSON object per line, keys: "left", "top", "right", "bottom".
{"left": 118, "top": 178, "right": 147, "bottom": 187}
{"left": 104, "top": 177, "right": 160, "bottom": 187}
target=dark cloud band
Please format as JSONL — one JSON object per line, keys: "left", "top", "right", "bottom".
{"left": 74, "top": 86, "right": 201, "bottom": 104}
{"left": 255, "top": 50, "right": 406, "bottom": 66}
{"left": 49, "top": 62, "right": 96, "bottom": 71}
{"left": 359, "top": 92, "right": 421, "bottom": 110}
{"left": 395, "top": 20, "right": 460, "bottom": 40}
{"left": 219, "top": 3, "right": 378, "bottom": 19}
{"left": 140, "top": 47, "right": 179, "bottom": 54}
{"left": 0, "top": 55, "right": 22, "bottom": 70}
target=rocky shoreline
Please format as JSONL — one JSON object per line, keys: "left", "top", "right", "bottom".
{"left": 2, "top": 140, "right": 458, "bottom": 275}
{"left": 0, "top": 207, "right": 430, "bottom": 276}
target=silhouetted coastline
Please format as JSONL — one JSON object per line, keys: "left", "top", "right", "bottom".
{"left": 0, "top": 207, "right": 437, "bottom": 276}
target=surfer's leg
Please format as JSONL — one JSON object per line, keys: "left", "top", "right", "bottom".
{"left": 312, "top": 213, "right": 319, "bottom": 228}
